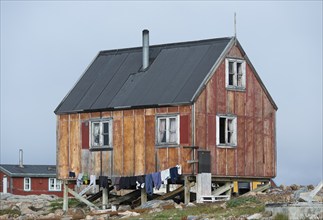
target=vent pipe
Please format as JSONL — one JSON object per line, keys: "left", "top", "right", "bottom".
{"left": 19, "top": 149, "right": 24, "bottom": 168}
{"left": 142, "top": 29, "right": 149, "bottom": 70}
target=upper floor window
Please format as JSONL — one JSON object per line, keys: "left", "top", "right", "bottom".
{"left": 90, "top": 119, "right": 113, "bottom": 149}
{"left": 24, "top": 177, "right": 31, "bottom": 191}
{"left": 48, "top": 178, "right": 62, "bottom": 191}
{"left": 225, "top": 58, "right": 246, "bottom": 89}
{"left": 156, "top": 115, "right": 179, "bottom": 145}
{"left": 216, "top": 115, "right": 237, "bottom": 147}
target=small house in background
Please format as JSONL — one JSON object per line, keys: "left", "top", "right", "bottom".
{"left": 55, "top": 30, "right": 277, "bottom": 208}
{"left": 0, "top": 150, "right": 64, "bottom": 197}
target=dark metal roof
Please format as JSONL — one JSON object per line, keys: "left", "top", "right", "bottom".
{"left": 0, "top": 164, "right": 57, "bottom": 177}
{"left": 55, "top": 37, "right": 233, "bottom": 114}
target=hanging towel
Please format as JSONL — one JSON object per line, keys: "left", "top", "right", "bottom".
{"left": 145, "top": 174, "right": 154, "bottom": 195}
{"left": 99, "top": 176, "right": 108, "bottom": 188}
{"left": 170, "top": 167, "right": 179, "bottom": 183}
{"left": 152, "top": 172, "right": 162, "bottom": 190}
{"left": 160, "top": 169, "right": 170, "bottom": 184}
{"left": 176, "top": 165, "right": 182, "bottom": 175}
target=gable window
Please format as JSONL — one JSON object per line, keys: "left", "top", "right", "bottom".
{"left": 156, "top": 115, "right": 179, "bottom": 145}
{"left": 90, "top": 119, "right": 113, "bottom": 149}
{"left": 49, "top": 178, "right": 62, "bottom": 191}
{"left": 216, "top": 115, "right": 237, "bottom": 147}
{"left": 225, "top": 58, "right": 246, "bottom": 89}
{"left": 24, "top": 177, "right": 31, "bottom": 191}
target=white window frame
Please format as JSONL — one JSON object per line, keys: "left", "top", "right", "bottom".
{"left": 225, "top": 58, "right": 246, "bottom": 89}
{"left": 216, "top": 115, "right": 237, "bottom": 147}
{"left": 24, "top": 177, "right": 31, "bottom": 191}
{"left": 48, "top": 178, "right": 62, "bottom": 191}
{"left": 156, "top": 115, "right": 180, "bottom": 146}
{"left": 90, "top": 118, "right": 113, "bottom": 149}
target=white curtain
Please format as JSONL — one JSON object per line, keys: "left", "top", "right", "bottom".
{"left": 93, "top": 123, "right": 100, "bottom": 146}
{"left": 169, "top": 118, "right": 177, "bottom": 143}
{"left": 159, "top": 119, "right": 166, "bottom": 143}
{"left": 227, "top": 119, "right": 236, "bottom": 144}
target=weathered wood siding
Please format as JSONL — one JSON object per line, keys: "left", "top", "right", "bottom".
{"left": 57, "top": 107, "right": 193, "bottom": 179}
{"left": 194, "top": 45, "right": 276, "bottom": 178}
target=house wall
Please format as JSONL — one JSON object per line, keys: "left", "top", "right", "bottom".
{"left": 57, "top": 106, "right": 193, "bottom": 179}
{"left": 194, "top": 45, "right": 276, "bottom": 178}
{"left": 0, "top": 171, "right": 64, "bottom": 196}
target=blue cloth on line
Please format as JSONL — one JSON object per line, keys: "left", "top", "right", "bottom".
{"left": 145, "top": 174, "right": 153, "bottom": 195}
{"left": 170, "top": 167, "right": 179, "bottom": 183}
{"left": 152, "top": 172, "right": 162, "bottom": 190}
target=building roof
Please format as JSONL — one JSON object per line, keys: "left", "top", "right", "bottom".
{"left": 55, "top": 36, "right": 277, "bottom": 114}
{"left": 0, "top": 164, "right": 57, "bottom": 177}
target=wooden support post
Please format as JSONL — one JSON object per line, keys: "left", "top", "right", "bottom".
{"left": 141, "top": 188, "right": 147, "bottom": 205}
{"left": 68, "top": 188, "right": 99, "bottom": 210}
{"left": 166, "top": 183, "right": 170, "bottom": 193}
{"left": 63, "top": 180, "right": 68, "bottom": 212}
{"left": 102, "top": 188, "right": 108, "bottom": 209}
{"left": 184, "top": 176, "right": 191, "bottom": 205}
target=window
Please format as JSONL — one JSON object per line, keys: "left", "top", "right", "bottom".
{"left": 216, "top": 115, "right": 237, "bottom": 147}
{"left": 48, "top": 178, "right": 62, "bottom": 191}
{"left": 24, "top": 177, "right": 31, "bottom": 191}
{"left": 156, "top": 115, "right": 179, "bottom": 145}
{"left": 225, "top": 58, "right": 246, "bottom": 89}
{"left": 90, "top": 119, "right": 112, "bottom": 149}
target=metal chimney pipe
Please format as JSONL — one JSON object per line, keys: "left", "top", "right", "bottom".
{"left": 142, "top": 29, "right": 149, "bottom": 70}
{"left": 19, "top": 149, "right": 24, "bottom": 168}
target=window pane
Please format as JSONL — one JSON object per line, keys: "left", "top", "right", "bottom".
{"left": 237, "top": 63, "right": 242, "bottom": 74}
{"left": 92, "top": 123, "right": 100, "bottom": 146}
{"left": 158, "top": 119, "right": 166, "bottom": 143}
{"left": 229, "top": 62, "right": 234, "bottom": 74}
{"left": 103, "top": 122, "right": 109, "bottom": 134}
{"left": 103, "top": 134, "right": 109, "bottom": 146}
{"left": 219, "top": 118, "right": 226, "bottom": 144}
{"left": 169, "top": 118, "right": 177, "bottom": 143}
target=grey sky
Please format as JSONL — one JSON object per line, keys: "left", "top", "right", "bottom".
{"left": 1, "top": 1, "right": 322, "bottom": 185}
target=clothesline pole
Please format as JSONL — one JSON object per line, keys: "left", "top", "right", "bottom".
{"left": 141, "top": 188, "right": 147, "bottom": 204}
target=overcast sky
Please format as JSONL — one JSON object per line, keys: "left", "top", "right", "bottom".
{"left": 1, "top": 1, "right": 322, "bottom": 186}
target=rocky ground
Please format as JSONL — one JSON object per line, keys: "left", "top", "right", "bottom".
{"left": 0, "top": 184, "right": 322, "bottom": 220}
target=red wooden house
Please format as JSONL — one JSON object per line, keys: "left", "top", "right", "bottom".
{"left": 54, "top": 30, "right": 277, "bottom": 204}
{"left": 0, "top": 164, "right": 63, "bottom": 197}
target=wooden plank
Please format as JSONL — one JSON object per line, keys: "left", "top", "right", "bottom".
{"left": 179, "top": 105, "right": 191, "bottom": 113}
{"left": 264, "top": 136, "right": 273, "bottom": 177}
{"left": 157, "top": 148, "right": 167, "bottom": 171}
{"left": 69, "top": 114, "right": 81, "bottom": 175}
{"left": 255, "top": 131, "right": 264, "bottom": 177}
{"left": 195, "top": 114, "right": 206, "bottom": 149}
{"left": 101, "top": 111, "right": 112, "bottom": 118}
{"left": 145, "top": 115, "right": 155, "bottom": 173}
{"left": 245, "top": 118, "right": 254, "bottom": 176}
{"left": 245, "top": 65, "right": 254, "bottom": 117}
{"left": 123, "top": 115, "right": 135, "bottom": 176}
{"left": 58, "top": 115, "right": 69, "bottom": 179}
{"left": 113, "top": 118, "right": 123, "bottom": 176}
{"left": 68, "top": 188, "right": 99, "bottom": 209}
{"left": 226, "top": 148, "right": 236, "bottom": 176}
{"left": 216, "top": 62, "right": 226, "bottom": 113}
{"left": 217, "top": 148, "right": 226, "bottom": 176}
{"left": 145, "top": 108, "right": 155, "bottom": 116}
{"left": 235, "top": 92, "right": 245, "bottom": 116}
{"left": 168, "top": 147, "right": 179, "bottom": 168}
{"left": 80, "top": 113, "right": 90, "bottom": 120}
{"left": 227, "top": 45, "right": 243, "bottom": 58}
{"left": 195, "top": 89, "right": 206, "bottom": 114}
{"left": 206, "top": 77, "right": 217, "bottom": 115}
{"left": 254, "top": 82, "right": 263, "bottom": 118}
{"left": 227, "top": 91, "right": 235, "bottom": 114}
{"left": 156, "top": 107, "right": 168, "bottom": 114}
{"left": 168, "top": 106, "right": 179, "bottom": 113}
{"left": 102, "top": 151, "right": 111, "bottom": 176}
{"left": 81, "top": 149, "right": 90, "bottom": 175}
{"left": 180, "top": 147, "right": 192, "bottom": 174}
{"left": 123, "top": 109, "right": 134, "bottom": 117}
{"left": 237, "top": 117, "right": 245, "bottom": 176}
{"left": 134, "top": 113, "right": 145, "bottom": 176}
{"left": 263, "top": 94, "right": 273, "bottom": 118}
{"left": 207, "top": 115, "right": 216, "bottom": 148}
{"left": 91, "top": 112, "right": 101, "bottom": 118}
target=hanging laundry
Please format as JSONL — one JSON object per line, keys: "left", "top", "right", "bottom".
{"left": 76, "top": 173, "right": 83, "bottom": 187}
{"left": 170, "top": 166, "right": 179, "bottom": 183}
{"left": 99, "top": 176, "right": 109, "bottom": 188}
{"left": 176, "top": 165, "right": 182, "bottom": 175}
{"left": 152, "top": 172, "right": 162, "bottom": 190}
{"left": 114, "top": 177, "right": 121, "bottom": 191}
{"left": 145, "top": 174, "right": 153, "bottom": 195}
{"left": 160, "top": 169, "right": 170, "bottom": 184}
{"left": 136, "top": 175, "right": 145, "bottom": 189}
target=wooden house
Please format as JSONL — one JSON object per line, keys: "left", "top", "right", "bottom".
{"left": 0, "top": 164, "right": 63, "bottom": 197}
{"left": 54, "top": 30, "right": 277, "bottom": 205}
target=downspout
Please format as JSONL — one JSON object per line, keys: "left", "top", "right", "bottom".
{"left": 191, "top": 103, "right": 196, "bottom": 174}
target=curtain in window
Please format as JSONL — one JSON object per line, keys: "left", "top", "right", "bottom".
{"left": 93, "top": 123, "right": 100, "bottom": 146}
{"left": 158, "top": 119, "right": 166, "bottom": 143}
{"left": 228, "top": 119, "right": 236, "bottom": 144}
{"left": 169, "top": 118, "right": 177, "bottom": 143}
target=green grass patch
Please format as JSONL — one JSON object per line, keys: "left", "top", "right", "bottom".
{"left": 0, "top": 209, "right": 21, "bottom": 217}
{"left": 273, "top": 213, "right": 289, "bottom": 220}
{"left": 227, "top": 196, "right": 260, "bottom": 208}
{"left": 49, "top": 198, "right": 82, "bottom": 212}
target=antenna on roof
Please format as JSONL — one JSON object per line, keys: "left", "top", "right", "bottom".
{"left": 234, "top": 12, "right": 237, "bottom": 44}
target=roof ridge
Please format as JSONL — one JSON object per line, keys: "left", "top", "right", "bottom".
{"left": 100, "top": 36, "right": 234, "bottom": 55}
